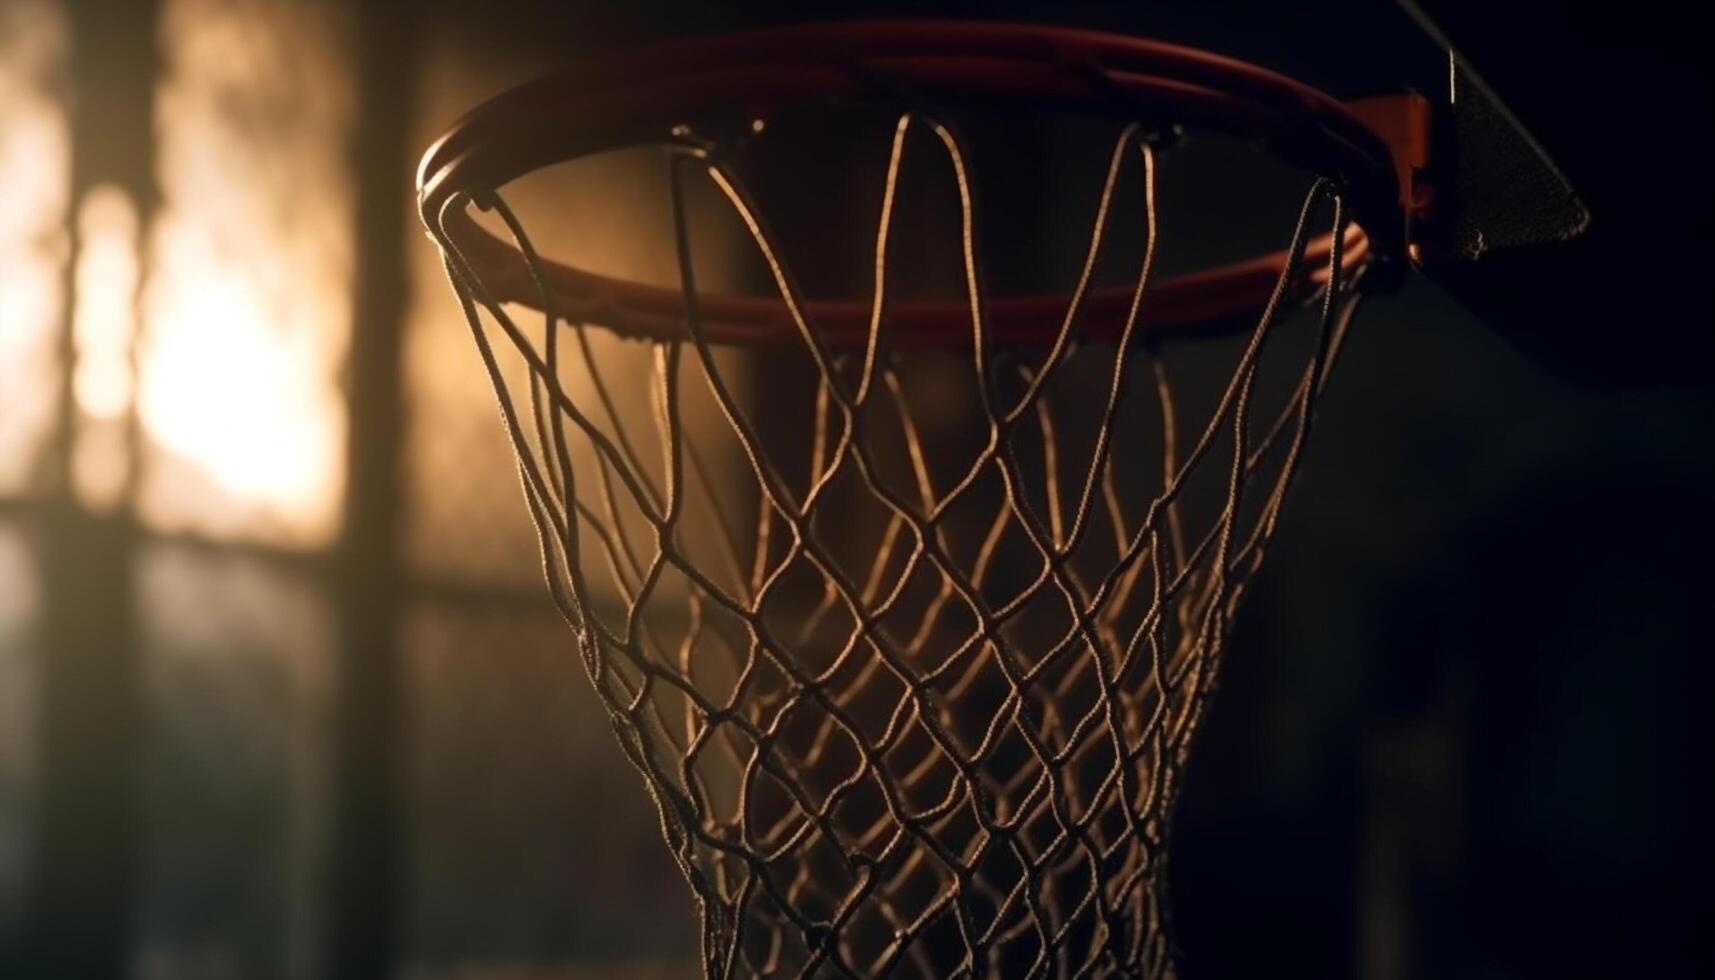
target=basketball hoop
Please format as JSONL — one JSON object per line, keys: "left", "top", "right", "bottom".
{"left": 419, "top": 20, "right": 1428, "bottom": 978}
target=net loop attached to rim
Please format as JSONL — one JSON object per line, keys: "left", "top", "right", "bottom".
{"left": 423, "top": 27, "right": 1378, "bottom": 979}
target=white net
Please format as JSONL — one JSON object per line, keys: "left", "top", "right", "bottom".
{"left": 427, "top": 113, "right": 1365, "bottom": 978}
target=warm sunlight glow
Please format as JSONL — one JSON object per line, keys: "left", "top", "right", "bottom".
{"left": 0, "top": 1, "right": 70, "bottom": 496}
{"left": 74, "top": 186, "right": 139, "bottom": 420}
{"left": 136, "top": 0, "right": 353, "bottom": 546}
{"left": 140, "top": 275, "right": 344, "bottom": 526}
{"left": 72, "top": 185, "right": 140, "bottom": 511}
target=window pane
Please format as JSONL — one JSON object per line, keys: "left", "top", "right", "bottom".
{"left": 0, "top": 0, "right": 70, "bottom": 497}
{"left": 137, "top": 0, "right": 354, "bottom": 547}
{"left": 72, "top": 184, "right": 142, "bottom": 512}
{"left": 0, "top": 521, "right": 42, "bottom": 952}
{"left": 133, "top": 541, "right": 333, "bottom": 980}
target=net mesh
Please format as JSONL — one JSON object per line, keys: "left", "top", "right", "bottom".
{"left": 427, "top": 115, "right": 1364, "bottom": 978}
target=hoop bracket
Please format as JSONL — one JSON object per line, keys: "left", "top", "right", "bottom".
{"left": 1346, "top": 93, "right": 1437, "bottom": 266}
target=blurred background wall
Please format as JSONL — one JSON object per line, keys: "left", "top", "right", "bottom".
{"left": 0, "top": 1, "right": 1707, "bottom": 979}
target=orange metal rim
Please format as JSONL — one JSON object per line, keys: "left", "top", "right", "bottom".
{"left": 418, "top": 20, "right": 1417, "bottom": 345}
